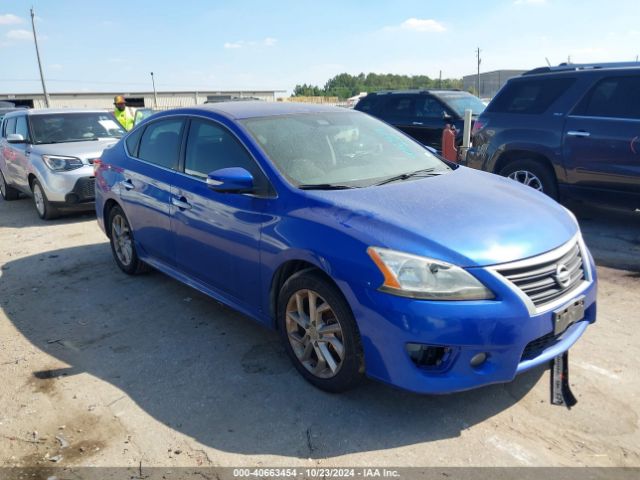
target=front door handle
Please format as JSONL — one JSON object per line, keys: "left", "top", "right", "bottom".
{"left": 119, "top": 179, "right": 135, "bottom": 190}
{"left": 171, "top": 196, "right": 192, "bottom": 210}
{"left": 412, "top": 121, "right": 424, "bottom": 125}
{"left": 566, "top": 130, "right": 591, "bottom": 137}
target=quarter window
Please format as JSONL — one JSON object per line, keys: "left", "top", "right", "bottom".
{"left": 137, "top": 118, "right": 184, "bottom": 170}
{"left": 573, "top": 76, "right": 640, "bottom": 119}
{"left": 487, "top": 77, "right": 575, "bottom": 114}
{"left": 15, "top": 116, "right": 29, "bottom": 140}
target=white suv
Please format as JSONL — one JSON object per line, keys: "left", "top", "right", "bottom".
{"left": 0, "top": 109, "right": 125, "bottom": 219}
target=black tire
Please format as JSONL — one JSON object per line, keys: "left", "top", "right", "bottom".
{"left": 0, "top": 170, "right": 20, "bottom": 201}
{"left": 31, "top": 178, "right": 59, "bottom": 219}
{"left": 499, "top": 159, "right": 559, "bottom": 200}
{"left": 277, "top": 269, "right": 364, "bottom": 393}
{"left": 107, "top": 205, "right": 150, "bottom": 275}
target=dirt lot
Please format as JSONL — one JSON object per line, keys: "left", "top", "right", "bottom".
{"left": 0, "top": 195, "right": 639, "bottom": 470}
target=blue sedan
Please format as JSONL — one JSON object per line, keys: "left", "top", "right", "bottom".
{"left": 95, "top": 102, "right": 597, "bottom": 394}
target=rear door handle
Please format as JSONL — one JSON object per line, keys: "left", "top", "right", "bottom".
{"left": 412, "top": 121, "right": 424, "bottom": 125}
{"left": 171, "top": 197, "right": 192, "bottom": 210}
{"left": 119, "top": 179, "right": 135, "bottom": 190}
{"left": 566, "top": 130, "right": 590, "bottom": 137}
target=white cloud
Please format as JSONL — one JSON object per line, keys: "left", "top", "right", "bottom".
{"left": 5, "top": 29, "right": 32, "bottom": 40}
{"left": 385, "top": 18, "right": 446, "bottom": 33}
{"left": 224, "top": 37, "right": 277, "bottom": 49}
{"left": 0, "top": 14, "right": 22, "bottom": 25}
{"left": 514, "top": 0, "right": 547, "bottom": 5}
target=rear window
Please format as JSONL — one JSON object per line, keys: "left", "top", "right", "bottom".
{"left": 487, "top": 77, "right": 575, "bottom": 114}
{"left": 354, "top": 95, "right": 379, "bottom": 112}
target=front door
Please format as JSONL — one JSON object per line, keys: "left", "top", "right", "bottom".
{"left": 171, "top": 118, "right": 272, "bottom": 307}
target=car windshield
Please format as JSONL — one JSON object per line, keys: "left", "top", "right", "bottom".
{"left": 438, "top": 93, "right": 486, "bottom": 116}
{"left": 241, "top": 111, "right": 450, "bottom": 187}
{"left": 30, "top": 113, "right": 125, "bottom": 144}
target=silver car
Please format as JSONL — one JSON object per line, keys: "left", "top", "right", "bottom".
{"left": 0, "top": 109, "right": 125, "bottom": 219}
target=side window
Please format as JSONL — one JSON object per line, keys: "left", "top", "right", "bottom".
{"left": 487, "top": 77, "right": 575, "bottom": 114}
{"left": 573, "top": 76, "right": 640, "bottom": 119}
{"left": 15, "top": 116, "right": 29, "bottom": 140}
{"left": 355, "top": 96, "right": 378, "bottom": 112}
{"left": 4, "top": 117, "right": 17, "bottom": 137}
{"left": 125, "top": 127, "right": 144, "bottom": 157}
{"left": 184, "top": 119, "right": 268, "bottom": 190}
{"left": 417, "top": 97, "right": 446, "bottom": 118}
{"left": 383, "top": 96, "right": 416, "bottom": 117}
{"left": 137, "top": 118, "right": 184, "bottom": 170}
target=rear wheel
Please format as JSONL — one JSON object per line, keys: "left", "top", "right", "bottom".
{"left": 108, "top": 205, "right": 150, "bottom": 275}
{"left": 278, "top": 270, "right": 364, "bottom": 392}
{"left": 499, "top": 159, "right": 559, "bottom": 200}
{"left": 31, "top": 178, "right": 59, "bottom": 219}
{"left": 0, "top": 170, "right": 20, "bottom": 201}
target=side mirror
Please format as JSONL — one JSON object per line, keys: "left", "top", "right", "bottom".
{"left": 442, "top": 111, "right": 453, "bottom": 121}
{"left": 206, "top": 167, "right": 254, "bottom": 193}
{"left": 7, "top": 133, "right": 26, "bottom": 144}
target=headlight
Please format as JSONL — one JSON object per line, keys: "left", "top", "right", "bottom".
{"left": 41, "top": 155, "right": 84, "bottom": 171}
{"left": 367, "top": 247, "right": 494, "bottom": 300}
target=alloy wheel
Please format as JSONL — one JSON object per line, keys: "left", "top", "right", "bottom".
{"left": 112, "top": 214, "right": 133, "bottom": 267}
{"left": 285, "top": 289, "right": 345, "bottom": 379}
{"left": 33, "top": 183, "right": 46, "bottom": 216}
{"left": 507, "top": 170, "right": 544, "bottom": 191}
{"left": 0, "top": 173, "right": 5, "bottom": 197}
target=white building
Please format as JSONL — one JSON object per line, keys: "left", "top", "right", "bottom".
{"left": 0, "top": 90, "right": 285, "bottom": 110}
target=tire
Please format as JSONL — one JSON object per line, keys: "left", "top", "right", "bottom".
{"left": 499, "top": 159, "right": 559, "bottom": 200}
{"left": 31, "top": 178, "right": 59, "bottom": 219}
{"left": 0, "top": 170, "right": 20, "bottom": 201}
{"left": 107, "top": 205, "right": 150, "bottom": 275}
{"left": 277, "top": 269, "right": 364, "bottom": 393}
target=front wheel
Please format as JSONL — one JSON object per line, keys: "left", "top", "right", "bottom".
{"left": 278, "top": 270, "right": 364, "bottom": 393}
{"left": 108, "top": 205, "right": 150, "bottom": 275}
{"left": 499, "top": 159, "right": 558, "bottom": 199}
{"left": 31, "top": 178, "right": 58, "bottom": 219}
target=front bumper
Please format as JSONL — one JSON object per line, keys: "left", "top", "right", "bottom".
{"left": 344, "top": 243, "right": 597, "bottom": 394}
{"left": 34, "top": 164, "right": 95, "bottom": 206}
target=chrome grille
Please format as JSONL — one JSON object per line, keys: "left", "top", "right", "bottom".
{"left": 496, "top": 242, "right": 585, "bottom": 308}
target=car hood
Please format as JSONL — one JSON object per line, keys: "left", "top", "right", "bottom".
{"left": 30, "top": 138, "right": 119, "bottom": 161}
{"left": 302, "top": 167, "right": 579, "bottom": 267}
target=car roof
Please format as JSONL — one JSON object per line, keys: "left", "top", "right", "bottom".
{"left": 3, "top": 108, "right": 110, "bottom": 118}
{"left": 366, "top": 89, "right": 465, "bottom": 96}
{"left": 177, "top": 101, "right": 349, "bottom": 120}
{"left": 523, "top": 62, "right": 640, "bottom": 76}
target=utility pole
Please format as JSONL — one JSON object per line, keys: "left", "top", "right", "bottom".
{"left": 30, "top": 7, "right": 50, "bottom": 107}
{"left": 150, "top": 72, "right": 158, "bottom": 108}
{"left": 438, "top": 70, "right": 442, "bottom": 89}
{"left": 476, "top": 47, "right": 481, "bottom": 97}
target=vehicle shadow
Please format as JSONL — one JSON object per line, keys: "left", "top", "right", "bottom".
{"left": 2, "top": 243, "right": 545, "bottom": 459}
{"left": 0, "top": 196, "right": 95, "bottom": 229}
{"left": 567, "top": 201, "right": 640, "bottom": 272}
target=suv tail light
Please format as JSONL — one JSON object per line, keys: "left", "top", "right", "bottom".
{"left": 93, "top": 158, "right": 102, "bottom": 174}
{"left": 471, "top": 118, "right": 487, "bottom": 136}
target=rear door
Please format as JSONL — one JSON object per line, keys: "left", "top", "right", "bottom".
{"left": 119, "top": 117, "right": 186, "bottom": 266}
{"left": 170, "top": 118, "right": 273, "bottom": 308}
{"left": 405, "top": 95, "right": 453, "bottom": 148}
{"left": 563, "top": 74, "right": 640, "bottom": 204}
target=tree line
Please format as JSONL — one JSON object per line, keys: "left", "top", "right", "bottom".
{"left": 293, "top": 73, "right": 464, "bottom": 99}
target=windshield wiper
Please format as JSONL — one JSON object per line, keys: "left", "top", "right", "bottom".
{"left": 374, "top": 168, "right": 443, "bottom": 186}
{"left": 298, "top": 183, "right": 356, "bottom": 190}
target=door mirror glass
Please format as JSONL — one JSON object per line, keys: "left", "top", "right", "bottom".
{"left": 207, "top": 167, "right": 254, "bottom": 193}
{"left": 7, "top": 133, "right": 25, "bottom": 143}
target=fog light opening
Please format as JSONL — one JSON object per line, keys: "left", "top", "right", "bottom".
{"left": 406, "top": 344, "right": 450, "bottom": 368}
{"left": 470, "top": 352, "right": 488, "bottom": 368}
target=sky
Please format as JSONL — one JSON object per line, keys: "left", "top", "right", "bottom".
{"left": 0, "top": 0, "right": 639, "bottom": 95}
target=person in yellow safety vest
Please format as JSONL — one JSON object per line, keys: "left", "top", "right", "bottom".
{"left": 113, "top": 95, "right": 134, "bottom": 131}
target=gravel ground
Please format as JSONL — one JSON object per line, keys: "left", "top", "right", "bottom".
{"left": 0, "top": 195, "right": 639, "bottom": 470}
